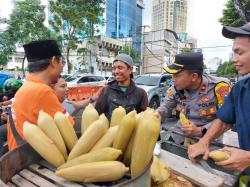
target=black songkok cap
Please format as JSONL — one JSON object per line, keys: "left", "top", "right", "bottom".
{"left": 23, "top": 40, "right": 61, "bottom": 62}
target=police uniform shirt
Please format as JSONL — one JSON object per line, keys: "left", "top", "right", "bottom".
{"left": 158, "top": 74, "right": 231, "bottom": 126}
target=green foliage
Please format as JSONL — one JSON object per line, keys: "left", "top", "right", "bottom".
{"left": 49, "top": 0, "right": 105, "bottom": 73}
{"left": 0, "top": 32, "right": 15, "bottom": 66}
{"left": 219, "top": 0, "right": 248, "bottom": 26}
{"left": 216, "top": 61, "right": 237, "bottom": 77}
{"left": 120, "top": 45, "right": 139, "bottom": 60}
{"left": 0, "top": 0, "right": 52, "bottom": 68}
{"left": 180, "top": 48, "right": 193, "bottom": 53}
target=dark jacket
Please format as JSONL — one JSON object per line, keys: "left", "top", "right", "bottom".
{"left": 95, "top": 80, "right": 148, "bottom": 120}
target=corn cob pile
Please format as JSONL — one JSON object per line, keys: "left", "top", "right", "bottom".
{"left": 22, "top": 105, "right": 161, "bottom": 184}
{"left": 151, "top": 156, "right": 192, "bottom": 187}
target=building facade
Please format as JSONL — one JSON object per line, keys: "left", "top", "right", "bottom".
{"left": 151, "top": 0, "right": 187, "bottom": 33}
{"left": 142, "top": 29, "right": 178, "bottom": 74}
{"left": 105, "top": 0, "right": 144, "bottom": 53}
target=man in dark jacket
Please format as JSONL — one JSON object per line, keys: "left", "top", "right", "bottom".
{"left": 95, "top": 54, "right": 148, "bottom": 120}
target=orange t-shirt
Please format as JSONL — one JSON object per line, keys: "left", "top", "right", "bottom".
{"left": 7, "top": 75, "right": 74, "bottom": 151}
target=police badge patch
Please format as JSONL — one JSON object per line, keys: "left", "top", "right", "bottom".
{"left": 214, "top": 82, "right": 231, "bottom": 106}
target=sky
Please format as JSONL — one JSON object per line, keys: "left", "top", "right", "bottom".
{"left": 143, "top": 0, "right": 233, "bottom": 65}
{"left": 0, "top": 0, "right": 233, "bottom": 65}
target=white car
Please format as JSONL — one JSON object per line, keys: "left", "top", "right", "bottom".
{"left": 67, "top": 75, "right": 107, "bottom": 88}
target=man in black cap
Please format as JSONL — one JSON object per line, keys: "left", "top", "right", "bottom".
{"left": 7, "top": 40, "right": 74, "bottom": 151}
{"left": 188, "top": 23, "right": 250, "bottom": 174}
{"left": 156, "top": 52, "right": 231, "bottom": 144}
{"left": 188, "top": 23, "right": 250, "bottom": 176}
{"left": 95, "top": 53, "right": 148, "bottom": 120}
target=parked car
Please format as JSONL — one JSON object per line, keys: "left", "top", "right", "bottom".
{"left": 135, "top": 74, "right": 173, "bottom": 109}
{"left": 67, "top": 75, "right": 107, "bottom": 88}
{"left": 105, "top": 76, "right": 115, "bottom": 83}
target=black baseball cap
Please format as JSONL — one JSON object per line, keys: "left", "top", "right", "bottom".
{"left": 222, "top": 22, "right": 250, "bottom": 39}
{"left": 163, "top": 52, "right": 204, "bottom": 74}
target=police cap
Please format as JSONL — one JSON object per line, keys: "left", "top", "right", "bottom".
{"left": 163, "top": 52, "right": 204, "bottom": 74}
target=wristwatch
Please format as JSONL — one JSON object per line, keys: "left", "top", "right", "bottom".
{"left": 201, "top": 127, "right": 207, "bottom": 136}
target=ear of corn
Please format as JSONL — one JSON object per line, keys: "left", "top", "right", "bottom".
{"left": 56, "top": 161, "right": 129, "bottom": 183}
{"left": 90, "top": 125, "right": 118, "bottom": 152}
{"left": 58, "top": 147, "right": 122, "bottom": 170}
{"left": 23, "top": 122, "right": 65, "bottom": 167}
{"left": 209, "top": 150, "right": 230, "bottom": 162}
{"left": 122, "top": 113, "right": 140, "bottom": 166}
{"left": 122, "top": 130, "right": 136, "bottom": 166}
{"left": 110, "top": 106, "right": 126, "bottom": 127}
{"left": 151, "top": 156, "right": 170, "bottom": 184}
{"left": 179, "top": 112, "right": 190, "bottom": 126}
{"left": 68, "top": 119, "right": 107, "bottom": 160}
{"left": 131, "top": 111, "right": 160, "bottom": 177}
{"left": 113, "top": 110, "right": 137, "bottom": 153}
{"left": 37, "top": 110, "right": 68, "bottom": 160}
{"left": 99, "top": 113, "right": 109, "bottom": 129}
{"left": 81, "top": 103, "right": 99, "bottom": 134}
{"left": 54, "top": 112, "right": 78, "bottom": 151}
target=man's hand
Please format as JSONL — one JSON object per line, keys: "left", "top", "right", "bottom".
{"left": 181, "top": 121, "right": 202, "bottom": 137}
{"left": 215, "top": 147, "right": 250, "bottom": 172}
{"left": 188, "top": 139, "right": 210, "bottom": 162}
{"left": 67, "top": 99, "right": 90, "bottom": 110}
{"left": 155, "top": 110, "right": 162, "bottom": 122}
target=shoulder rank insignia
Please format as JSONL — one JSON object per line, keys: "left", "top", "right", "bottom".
{"left": 167, "top": 87, "right": 175, "bottom": 97}
{"left": 214, "top": 82, "right": 231, "bottom": 106}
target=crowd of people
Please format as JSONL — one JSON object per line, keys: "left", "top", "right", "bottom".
{"left": 1, "top": 22, "right": 250, "bottom": 181}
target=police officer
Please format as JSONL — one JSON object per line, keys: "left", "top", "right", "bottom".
{"left": 156, "top": 52, "right": 231, "bottom": 143}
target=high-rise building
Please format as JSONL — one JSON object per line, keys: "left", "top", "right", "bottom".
{"left": 105, "top": 0, "right": 145, "bottom": 52}
{"left": 151, "top": 0, "right": 187, "bottom": 33}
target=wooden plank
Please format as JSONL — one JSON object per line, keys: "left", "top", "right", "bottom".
{"left": 6, "top": 183, "right": 16, "bottom": 187}
{"left": 0, "top": 180, "right": 8, "bottom": 187}
{"left": 19, "top": 169, "right": 57, "bottom": 187}
{"left": 0, "top": 143, "right": 41, "bottom": 183}
{"left": 11, "top": 174, "right": 37, "bottom": 187}
{"left": 38, "top": 160, "right": 56, "bottom": 172}
{"left": 29, "top": 164, "right": 84, "bottom": 187}
{"left": 160, "top": 149, "right": 224, "bottom": 187}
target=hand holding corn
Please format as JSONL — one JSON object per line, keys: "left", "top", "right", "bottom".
{"left": 210, "top": 147, "right": 250, "bottom": 172}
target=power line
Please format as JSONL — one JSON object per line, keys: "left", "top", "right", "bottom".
{"left": 145, "top": 42, "right": 232, "bottom": 50}
{"left": 143, "top": 45, "right": 165, "bottom": 69}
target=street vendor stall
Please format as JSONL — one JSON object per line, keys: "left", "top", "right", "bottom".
{"left": 159, "top": 118, "right": 240, "bottom": 187}
{"left": 0, "top": 143, "right": 152, "bottom": 187}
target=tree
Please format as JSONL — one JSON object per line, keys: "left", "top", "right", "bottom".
{"left": 0, "top": 0, "right": 52, "bottom": 74}
{"left": 219, "top": 0, "right": 249, "bottom": 26}
{"left": 49, "top": 0, "right": 105, "bottom": 73}
{"left": 180, "top": 47, "right": 193, "bottom": 53}
{"left": 120, "top": 45, "right": 139, "bottom": 60}
{"left": 216, "top": 61, "right": 237, "bottom": 77}
{"left": 0, "top": 32, "right": 15, "bottom": 66}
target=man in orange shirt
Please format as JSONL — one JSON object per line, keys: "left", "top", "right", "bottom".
{"left": 7, "top": 40, "right": 74, "bottom": 151}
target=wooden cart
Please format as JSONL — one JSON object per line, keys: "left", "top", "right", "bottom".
{"left": 0, "top": 143, "right": 151, "bottom": 187}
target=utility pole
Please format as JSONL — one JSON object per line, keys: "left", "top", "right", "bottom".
{"left": 140, "top": 25, "right": 150, "bottom": 75}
